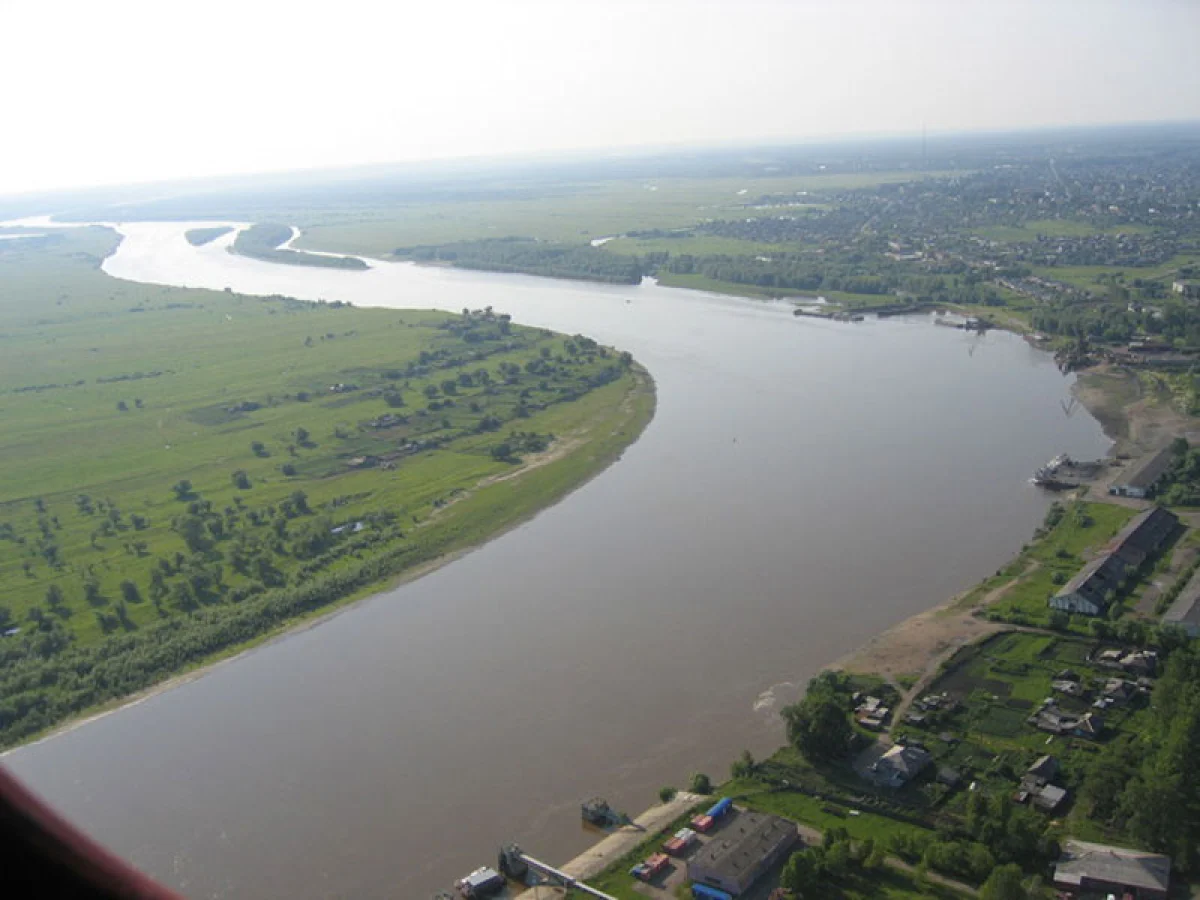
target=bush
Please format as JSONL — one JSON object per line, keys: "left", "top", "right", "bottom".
{"left": 690, "top": 772, "right": 712, "bottom": 795}
{"left": 658, "top": 786, "right": 677, "bottom": 803}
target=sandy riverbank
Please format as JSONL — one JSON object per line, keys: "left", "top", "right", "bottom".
{"left": 831, "top": 360, "right": 1197, "bottom": 692}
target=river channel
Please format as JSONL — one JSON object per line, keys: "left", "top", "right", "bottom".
{"left": 5, "top": 223, "right": 1111, "bottom": 898}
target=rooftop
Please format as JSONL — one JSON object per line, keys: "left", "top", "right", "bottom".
{"left": 1112, "top": 505, "right": 1178, "bottom": 551}
{"left": 1056, "top": 553, "right": 1125, "bottom": 603}
{"left": 1117, "top": 449, "right": 1176, "bottom": 491}
{"left": 870, "top": 744, "right": 933, "bottom": 786}
{"left": 1165, "top": 567, "right": 1200, "bottom": 629}
{"left": 688, "top": 811, "right": 796, "bottom": 881}
{"left": 1054, "top": 839, "right": 1171, "bottom": 893}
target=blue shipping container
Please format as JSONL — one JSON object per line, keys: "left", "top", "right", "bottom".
{"left": 692, "top": 885, "right": 733, "bottom": 900}
{"left": 706, "top": 797, "right": 733, "bottom": 819}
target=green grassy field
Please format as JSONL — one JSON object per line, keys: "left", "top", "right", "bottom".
{"left": 602, "top": 234, "right": 801, "bottom": 257}
{"left": 974, "top": 219, "right": 1156, "bottom": 243}
{"left": 654, "top": 270, "right": 816, "bottom": 300}
{"left": 290, "top": 172, "right": 952, "bottom": 256}
{"left": 1032, "top": 252, "right": 1200, "bottom": 292}
{"left": 0, "top": 227, "right": 653, "bottom": 744}
{"left": 964, "top": 501, "right": 1136, "bottom": 628}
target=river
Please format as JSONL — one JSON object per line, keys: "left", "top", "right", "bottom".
{"left": 5, "top": 222, "right": 1110, "bottom": 898}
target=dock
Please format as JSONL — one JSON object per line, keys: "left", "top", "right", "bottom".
{"left": 513, "top": 792, "right": 704, "bottom": 898}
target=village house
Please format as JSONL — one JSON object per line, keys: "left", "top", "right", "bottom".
{"left": 1054, "top": 839, "right": 1171, "bottom": 899}
{"left": 1052, "top": 679, "right": 1085, "bottom": 698}
{"left": 1015, "top": 755, "right": 1069, "bottom": 812}
{"left": 1030, "top": 702, "right": 1105, "bottom": 739}
{"left": 868, "top": 744, "right": 932, "bottom": 789}
{"left": 1094, "top": 678, "right": 1136, "bottom": 710}
{"left": 853, "top": 695, "right": 890, "bottom": 730}
{"left": 1120, "top": 649, "right": 1158, "bottom": 676}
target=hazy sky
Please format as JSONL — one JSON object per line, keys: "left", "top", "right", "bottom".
{"left": 3, "top": 0, "right": 1199, "bottom": 196}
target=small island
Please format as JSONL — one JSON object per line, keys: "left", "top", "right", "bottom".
{"left": 184, "top": 226, "right": 234, "bottom": 246}
{"left": 231, "top": 222, "right": 368, "bottom": 270}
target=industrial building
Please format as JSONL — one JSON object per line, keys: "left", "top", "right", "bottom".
{"left": 686, "top": 810, "right": 799, "bottom": 897}
{"left": 1053, "top": 840, "right": 1170, "bottom": 899}
{"left": 1163, "top": 566, "right": 1200, "bottom": 636}
{"left": 1050, "top": 507, "right": 1178, "bottom": 616}
{"left": 1109, "top": 447, "right": 1175, "bottom": 498}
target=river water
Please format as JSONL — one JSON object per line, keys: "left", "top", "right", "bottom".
{"left": 5, "top": 223, "right": 1110, "bottom": 898}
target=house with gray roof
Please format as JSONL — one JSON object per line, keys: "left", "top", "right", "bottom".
{"left": 1110, "top": 447, "right": 1176, "bottom": 498}
{"left": 1053, "top": 839, "right": 1170, "bottom": 899}
{"left": 1050, "top": 507, "right": 1178, "bottom": 616}
{"left": 868, "top": 744, "right": 932, "bottom": 789}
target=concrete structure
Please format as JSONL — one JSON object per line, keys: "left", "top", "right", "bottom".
{"left": 1163, "top": 566, "right": 1200, "bottom": 637}
{"left": 686, "top": 810, "right": 799, "bottom": 897}
{"left": 1053, "top": 839, "right": 1170, "bottom": 899}
{"left": 1110, "top": 448, "right": 1175, "bottom": 498}
{"left": 1050, "top": 507, "right": 1178, "bottom": 616}
{"left": 869, "top": 744, "right": 932, "bottom": 789}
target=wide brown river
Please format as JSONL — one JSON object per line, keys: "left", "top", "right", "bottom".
{"left": 5, "top": 223, "right": 1110, "bottom": 898}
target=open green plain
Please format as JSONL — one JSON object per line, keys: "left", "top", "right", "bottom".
{"left": 290, "top": 172, "right": 956, "bottom": 256}
{"left": 0, "top": 226, "right": 653, "bottom": 745}
{"left": 974, "top": 219, "right": 1155, "bottom": 243}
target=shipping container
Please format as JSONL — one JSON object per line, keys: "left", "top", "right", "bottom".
{"left": 692, "top": 884, "right": 734, "bottom": 900}
{"left": 631, "top": 852, "right": 669, "bottom": 881}
{"left": 663, "top": 827, "right": 697, "bottom": 855}
{"left": 706, "top": 797, "right": 733, "bottom": 819}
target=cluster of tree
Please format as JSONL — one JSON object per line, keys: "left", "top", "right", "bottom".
{"left": 779, "top": 828, "right": 886, "bottom": 897}
{"left": 0, "top": 514, "right": 464, "bottom": 747}
{"left": 1076, "top": 643, "right": 1200, "bottom": 871}
{"left": 1159, "top": 437, "right": 1200, "bottom": 505}
{"left": 780, "top": 671, "right": 854, "bottom": 763}
{"left": 490, "top": 431, "right": 552, "bottom": 463}
{"left": 1031, "top": 296, "right": 1200, "bottom": 346}
{"left": 1008, "top": 233, "right": 1176, "bottom": 269}
{"left": 393, "top": 238, "right": 646, "bottom": 284}
{"left": 662, "top": 252, "right": 1003, "bottom": 305}
{"left": 877, "top": 792, "right": 1055, "bottom": 888}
